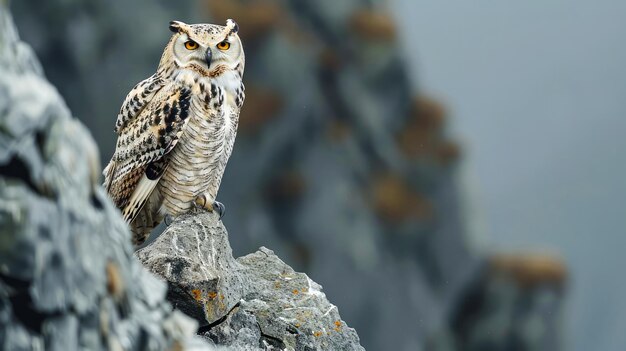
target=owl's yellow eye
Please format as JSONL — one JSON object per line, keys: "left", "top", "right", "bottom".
{"left": 217, "top": 41, "right": 230, "bottom": 50}
{"left": 184, "top": 40, "right": 199, "bottom": 50}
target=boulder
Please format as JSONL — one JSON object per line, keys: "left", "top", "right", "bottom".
{"left": 137, "top": 211, "right": 365, "bottom": 351}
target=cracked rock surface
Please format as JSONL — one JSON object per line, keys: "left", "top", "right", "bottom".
{"left": 0, "top": 5, "right": 211, "bottom": 350}
{"left": 136, "top": 211, "right": 365, "bottom": 351}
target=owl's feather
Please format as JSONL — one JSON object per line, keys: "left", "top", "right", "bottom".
{"left": 104, "top": 81, "right": 192, "bottom": 220}
{"left": 121, "top": 160, "right": 168, "bottom": 222}
{"left": 114, "top": 73, "right": 166, "bottom": 133}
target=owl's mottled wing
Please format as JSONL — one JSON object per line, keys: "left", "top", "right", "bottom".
{"left": 103, "top": 73, "right": 166, "bottom": 191}
{"left": 104, "top": 81, "right": 192, "bottom": 222}
{"left": 114, "top": 73, "right": 166, "bottom": 133}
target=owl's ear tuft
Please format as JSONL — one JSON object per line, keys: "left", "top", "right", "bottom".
{"left": 226, "top": 19, "right": 239, "bottom": 34}
{"left": 169, "top": 21, "right": 186, "bottom": 33}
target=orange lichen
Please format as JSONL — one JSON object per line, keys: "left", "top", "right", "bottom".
{"left": 292, "top": 289, "right": 299, "bottom": 295}
{"left": 205, "top": 0, "right": 283, "bottom": 41}
{"left": 411, "top": 95, "right": 446, "bottom": 130}
{"left": 313, "top": 331, "right": 323, "bottom": 337}
{"left": 334, "top": 321, "right": 341, "bottom": 327}
{"left": 168, "top": 340, "right": 184, "bottom": 351}
{"left": 106, "top": 261, "right": 124, "bottom": 299}
{"left": 208, "top": 291, "right": 218, "bottom": 300}
{"left": 349, "top": 9, "right": 396, "bottom": 40}
{"left": 437, "top": 141, "right": 461, "bottom": 165}
{"left": 397, "top": 126, "right": 431, "bottom": 158}
{"left": 489, "top": 253, "right": 568, "bottom": 290}
{"left": 371, "top": 173, "right": 433, "bottom": 222}
{"left": 191, "top": 289, "right": 202, "bottom": 301}
{"left": 397, "top": 95, "right": 451, "bottom": 160}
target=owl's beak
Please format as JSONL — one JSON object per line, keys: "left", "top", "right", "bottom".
{"left": 205, "top": 49, "right": 212, "bottom": 67}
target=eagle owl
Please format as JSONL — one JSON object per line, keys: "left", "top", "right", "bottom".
{"left": 103, "top": 20, "right": 245, "bottom": 245}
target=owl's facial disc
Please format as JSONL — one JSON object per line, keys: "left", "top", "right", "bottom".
{"left": 168, "top": 21, "right": 243, "bottom": 77}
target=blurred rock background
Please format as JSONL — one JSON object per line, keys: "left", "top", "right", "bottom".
{"left": 10, "top": 0, "right": 575, "bottom": 350}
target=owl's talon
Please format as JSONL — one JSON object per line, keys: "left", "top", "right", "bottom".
{"left": 164, "top": 215, "right": 173, "bottom": 226}
{"left": 213, "top": 201, "right": 225, "bottom": 219}
{"left": 195, "top": 194, "right": 208, "bottom": 209}
{"left": 194, "top": 195, "right": 223, "bottom": 219}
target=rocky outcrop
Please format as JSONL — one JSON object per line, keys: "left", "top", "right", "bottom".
{"left": 137, "top": 211, "right": 364, "bottom": 351}
{"left": 0, "top": 6, "right": 206, "bottom": 350}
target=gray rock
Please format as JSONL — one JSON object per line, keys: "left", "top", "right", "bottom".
{"left": 0, "top": 5, "right": 209, "bottom": 350}
{"left": 137, "top": 212, "right": 247, "bottom": 325}
{"left": 136, "top": 211, "right": 365, "bottom": 351}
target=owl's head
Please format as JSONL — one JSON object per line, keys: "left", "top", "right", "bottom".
{"left": 160, "top": 19, "right": 244, "bottom": 77}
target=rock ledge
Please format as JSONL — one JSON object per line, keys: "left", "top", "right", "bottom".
{"left": 136, "top": 211, "right": 364, "bottom": 351}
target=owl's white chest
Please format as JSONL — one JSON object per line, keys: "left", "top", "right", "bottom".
{"left": 158, "top": 74, "right": 240, "bottom": 215}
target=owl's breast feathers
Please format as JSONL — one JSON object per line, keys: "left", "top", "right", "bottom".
{"left": 103, "top": 70, "right": 244, "bottom": 229}
{"left": 157, "top": 71, "right": 243, "bottom": 214}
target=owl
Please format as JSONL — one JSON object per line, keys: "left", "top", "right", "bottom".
{"left": 103, "top": 19, "right": 245, "bottom": 245}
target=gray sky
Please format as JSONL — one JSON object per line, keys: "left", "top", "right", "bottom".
{"left": 391, "top": 1, "right": 626, "bottom": 350}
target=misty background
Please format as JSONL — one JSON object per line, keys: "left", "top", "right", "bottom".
{"left": 392, "top": 1, "right": 626, "bottom": 350}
